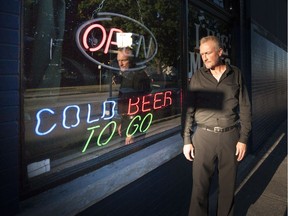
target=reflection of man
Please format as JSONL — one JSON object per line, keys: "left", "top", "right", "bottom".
{"left": 117, "top": 47, "right": 151, "bottom": 144}
{"left": 183, "top": 36, "right": 251, "bottom": 215}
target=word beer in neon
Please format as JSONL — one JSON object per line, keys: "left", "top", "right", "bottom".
{"left": 127, "top": 91, "right": 172, "bottom": 115}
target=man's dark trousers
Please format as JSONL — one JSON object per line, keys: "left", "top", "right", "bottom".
{"left": 188, "top": 127, "right": 239, "bottom": 216}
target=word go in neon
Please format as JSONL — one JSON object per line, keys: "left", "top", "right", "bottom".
{"left": 82, "top": 113, "right": 153, "bottom": 152}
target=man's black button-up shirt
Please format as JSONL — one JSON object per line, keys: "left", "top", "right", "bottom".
{"left": 183, "top": 63, "right": 251, "bottom": 145}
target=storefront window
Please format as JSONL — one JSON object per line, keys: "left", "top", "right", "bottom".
{"left": 23, "top": 0, "right": 181, "bottom": 194}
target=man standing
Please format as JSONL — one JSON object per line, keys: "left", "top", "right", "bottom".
{"left": 183, "top": 36, "right": 251, "bottom": 216}
{"left": 116, "top": 47, "right": 151, "bottom": 144}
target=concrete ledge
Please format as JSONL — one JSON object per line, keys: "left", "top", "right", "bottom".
{"left": 18, "top": 134, "right": 183, "bottom": 216}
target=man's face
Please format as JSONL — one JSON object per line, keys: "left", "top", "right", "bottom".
{"left": 117, "top": 51, "right": 130, "bottom": 71}
{"left": 199, "top": 40, "right": 223, "bottom": 69}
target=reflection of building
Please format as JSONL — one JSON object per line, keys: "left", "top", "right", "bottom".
{"left": 1, "top": 0, "right": 287, "bottom": 215}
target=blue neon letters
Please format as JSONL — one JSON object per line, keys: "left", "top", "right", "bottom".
{"left": 35, "top": 101, "right": 116, "bottom": 136}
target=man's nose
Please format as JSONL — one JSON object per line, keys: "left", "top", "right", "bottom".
{"left": 202, "top": 54, "right": 207, "bottom": 61}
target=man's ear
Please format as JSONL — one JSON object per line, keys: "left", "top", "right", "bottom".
{"left": 218, "top": 48, "right": 223, "bottom": 57}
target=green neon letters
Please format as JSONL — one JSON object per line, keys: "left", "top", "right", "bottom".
{"left": 82, "top": 113, "right": 153, "bottom": 152}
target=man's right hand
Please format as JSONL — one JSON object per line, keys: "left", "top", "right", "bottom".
{"left": 183, "top": 144, "right": 195, "bottom": 161}
{"left": 118, "top": 124, "right": 122, "bottom": 136}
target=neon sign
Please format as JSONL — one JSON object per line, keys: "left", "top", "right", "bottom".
{"left": 35, "top": 100, "right": 116, "bottom": 136}
{"left": 35, "top": 109, "right": 57, "bottom": 136}
{"left": 76, "top": 12, "right": 158, "bottom": 71}
{"left": 82, "top": 113, "right": 153, "bottom": 152}
{"left": 127, "top": 91, "right": 172, "bottom": 115}
{"left": 34, "top": 91, "right": 173, "bottom": 152}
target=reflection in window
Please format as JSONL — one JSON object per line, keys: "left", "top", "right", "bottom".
{"left": 188, "top": 5, "right": 233, "bottom": 78}
{"left": 22, "top": 0, "right": 181, "bottom": 194}
{"left": 211, "top": 0, "right": 224, "bottom": 8}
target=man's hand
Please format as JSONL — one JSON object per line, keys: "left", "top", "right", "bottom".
{"left": 183, "top": 144, "right": 194, "bottom": 161}
{"left": 235, "top": 142, "right": 246, "bottom": 161}
{"left": 125, "top": 135, "right": 134, "bottom": 145}
{"left": 118, "top": 124, "right": 122, "bottom": 136}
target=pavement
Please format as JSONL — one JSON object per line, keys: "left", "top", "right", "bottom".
{"left": 234, "top": 123, "right": 287, "bottom": 216}
{"left": 77, "top": 121, "right": 287, "bottom": 216}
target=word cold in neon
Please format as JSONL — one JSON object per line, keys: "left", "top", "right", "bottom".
{"left": 35, "top": 101, "right": 116, "bottom": 136}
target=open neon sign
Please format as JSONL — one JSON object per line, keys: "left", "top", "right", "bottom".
{"left": 76, "top": 12, "right": 158, "bottom": 71}
{"left": 35, "top": 91, "right": 173, "bottom": 152}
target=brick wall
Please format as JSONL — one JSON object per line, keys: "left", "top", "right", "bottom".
{"left": 0, "top": 0, "right": 21, "bottom": 215}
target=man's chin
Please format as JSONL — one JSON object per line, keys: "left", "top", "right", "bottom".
{"left": 204, "top": 64, "right": 215, "bottom": 70}
{"left": 204, "top": 64, "right": 211, "bottom": 69}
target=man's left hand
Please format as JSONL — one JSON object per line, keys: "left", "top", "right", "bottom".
{"left": 235, "top": 142, "right": 246, "bottom": 161}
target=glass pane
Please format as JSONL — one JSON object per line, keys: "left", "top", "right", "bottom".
{"left": 210, "top": 0, "right": 224, "bottom": 8}
{"left": 23, "top": 0, "right": 181, "bottom": 189}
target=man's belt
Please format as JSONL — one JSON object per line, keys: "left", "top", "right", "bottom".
{"left": 197, "top": 124, "right": 238, "bottom": 133}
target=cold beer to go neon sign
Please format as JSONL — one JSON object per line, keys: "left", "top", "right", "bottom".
{"left": 34, "top": 91, "right": 173, "bottom": 152}
{"left": 75, "top": 12, "right": 158, "bottom": 71}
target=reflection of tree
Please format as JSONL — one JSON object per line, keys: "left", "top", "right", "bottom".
{"left": 188, "top": 5, "right": 232, "bottom": 55}
{"left": 24, "top": 0, "right": 181, "bottom": 88}
{"left": 75, "top": 0, "right": 180, "bottom": 73}
{"left": 25, "top": 0, "right": 66, "bottom": 88}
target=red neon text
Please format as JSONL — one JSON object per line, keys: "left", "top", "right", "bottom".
{"left": 127, "top": 91, "right": 173, "bottom": 115}
{"left": 83, "top": 25, "right": 122, "bottom": 54}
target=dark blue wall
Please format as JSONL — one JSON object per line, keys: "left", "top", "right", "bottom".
{"left": 248, "top": 0, "right": 287, "bottom": 152}
{"left": 250, "top": 24, "right": 287, "bottom": 152}
{"left": 250, "top": 0, "right": 287, "bottom": 46}
{"left": 0, "top": 0, "right": 20, "bottom": 215}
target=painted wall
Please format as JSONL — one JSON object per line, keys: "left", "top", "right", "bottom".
{"left": 250, "top": 0, "right": 287, "bottom": 46}
{"left": 0, "top": 0, "right": 20, "bottom": 215}
{"left": 247, "top": 0, "right": 287, "bottom": 152}
{"left": 250, "top": 23, "right": 287, "bottom": 152}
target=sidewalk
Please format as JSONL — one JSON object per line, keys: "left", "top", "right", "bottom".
{"left": 77, "top": 121, "right": 287, "bottom": 216}
{"left": 235, "top": 123, "right": 287, "bottom": 216}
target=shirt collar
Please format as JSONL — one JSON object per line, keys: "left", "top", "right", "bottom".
{"left": 202, "top": 62, "right": 232, "bottom": 74}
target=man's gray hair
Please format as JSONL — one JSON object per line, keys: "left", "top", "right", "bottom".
{"left": 200, "top": 36, "right": 223, "bottom": 50}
